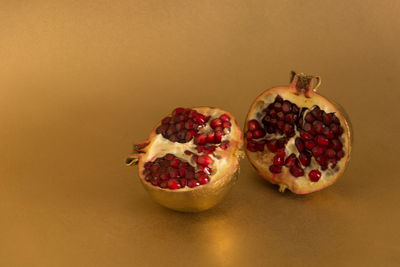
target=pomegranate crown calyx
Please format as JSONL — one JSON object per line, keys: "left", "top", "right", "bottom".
{"left": 290, "top": 71, "right": 321, "bottom": 97}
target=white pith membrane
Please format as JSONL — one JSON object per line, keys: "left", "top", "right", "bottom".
{"left": 138, "top": 107, "right": 243, "bottom": 192}
{"left": 245, "top": 87, "right": 351, "bottom": 194}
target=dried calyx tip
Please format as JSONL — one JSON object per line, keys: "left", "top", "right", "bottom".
{"left": 290, "top": 71, "right": 321, "bottom": 96}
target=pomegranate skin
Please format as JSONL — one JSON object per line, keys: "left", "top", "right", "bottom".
{"left": 126, "top": 107, "right": 243, "bottom": 212}
{"left": 245, "top": 72, "right": 351, "bottom": 194}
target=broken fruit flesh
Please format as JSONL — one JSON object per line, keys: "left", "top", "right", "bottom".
{"left": 244, "top": 72, "right": 351, "bottom": 194}
{"left": 126, "top": 107, "right": 243, "bottom": 212}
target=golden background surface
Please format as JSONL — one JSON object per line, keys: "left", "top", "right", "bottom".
{"left": 1, "top": 1, "right": 399, "bottom": 266}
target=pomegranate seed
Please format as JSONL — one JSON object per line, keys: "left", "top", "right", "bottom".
{"left": 323, "top": 127, "right": 334, "bottom": 139}
{"left": 322, "top": 113, "right": 333, "bottom": 125}
{"left": 180, "top": 115, "right": 188, "bottom": 122}
{"left": 246, "top": 131, "right": 253, "bottom": 140}
{"left": 222, "top": 121, "right": 231, "bottom": 128}
{"left": 198, "top": 166, "right": 211, "bottom": 175}
{"left": 178, "top": 168, "right": 186, "bottom": 177}
{"left": 210, "top": 119, "right": 222, "bottom": 129}
{"left": 247, "top": 140, "right": 258, "bottom": 152}
{"left": 169, "top": 168, "right": 179, "bottom": 178}
{"left": 330, "top": 139, "right": 343, "bottom": 151}
{"left": 160, "top": 181, "right": 168, "bottom": 188}
{"left": 283, "top": 123, "right": 293, "bottom": 136}
{"left": 316, "top": 135, "right": 329, "bottom": 147}
{"left": 269, "top": 109, "right": 277, "bottom": 118}
{"left": 198, "top": 176, "right": 209, "bottom": 185}
{"left": 266, "top": 139, "right": 278, "bottom": 152}
{"left": 193, "top": 113, "right": 206, "bottom": 124}
{"left": 277, "top": 111, "right": 285, "bottom": 120}
{"left": 332, "top": 114, "right": 340, "bottom": 124}
{"left": 186, "top": 170, "right": 195, "bottom": 179}
{"left": 172, "top": 107, "right": 185, "bottom": 116}
{"left": 266, "top": 126, "right": 274, "bottom": 134}
{"left": 269, "top": 165, "right": 282, "bottom": 173}
{"left": 165, "top": 154, "right": 174, "bottom": 161}
{"left": 313, "top": 120, "right": 324, "bottom": 134}
{"left": 316, "top": 156, "right": 327, "bottom": 168}
{"left": 214, "top": 131, "right": 223, "bottom": 143}
{"left": 308, "top": 170, "right": 321, "bottom": 182}
{"left": 166, "top": 125, "right": 177, "bottom": 136}
{"left": 263, "top": 115, "right": 271, "bottom": 124}
{"left": 277, "top": 121, "right": 285, "bottom": 130}
{"left": 170, "top": 158, "right": 181, "bottom": 168}
{"left": 326, "top": 148, "right": 336, "bottom": 158}
{"left": 252, "top": 129, "right": 266, "bottom": 139}
{"left": 300, "top": 130, "right": 313, "bottom": 140}
{"left": 282, "top": 100, "right": 292, "bottom": 113}
{"left": 273, "top": 155, "right": 285, "bottom": 166}
{"left": 305, "top": 113, "right": 315, "bottom": 123}
{"left": 256, "top": 141, "right": 265, "bottom": 152}
{"left": 312, "top": 146, "right": 325, "bottom": 157}
{"left": 143, "top": 169, "right": 151, "bottom": 176}
{"left": 305, "top": 140, "right": 316, "bottom": 150}
{"left": 184, "top": 120, "right": 194, "bottom": 130}
{"left": 303, "top": 123, "right": 316, "bottom": 135}
{"left": 276, "top": 149, "right": 286, "bottom": 157}
{"left": 160, "top": 173, "right": 170, "bottom": 181}
{"left": 177, "top": 130, "right": 187, "bottom": 142}
{"left": 144, "top": 162, "right": 152, "bottom": 169}
{"left": 248, "top": 120, "right": 260, "bottom": 131}
{"left": 274, "top": 102, "right": 282, "bottom": 111}
{"left": 295, "top": 138, "right": 305, "bottom": 152}
{"left": 336, "top": 150, "right": 345, "bottom": 159}
{"left": 161, "top": 117, "right": 171, "bottom": 124}
{"left": 187, "top": 179, "right": 200, "bottom": 188}
{"left": 277, "top": 138, "right": 287, "bottom": 149}
{"left": 194, "top": 134, "right": 207, "bottom": 145}
{"left": 299, "top": 151, "right": 311, "bottom": 167}
{"left": 196, "top": 155, "right": 213, "bottom": 166}
{"left": 206, "top": 132, "right": 215, "bottom": 143}
{"left": 195, "top": 171, "right": 207, "bottom": 179}
{"left": 220, "top": 114, "right": 230, "bottom": 122}
{"left": 290, "top": 164, "right": 304, "bottom": 177}
{"left": 175, "top": 122, "right": 184, "bottom": 131}
{"left": 284, "top": 154, "right": 297, "bottom": 167}
{"left": 311, "top": 107, "right": 322, "bottom": 120}
{"left": 330, "top": 124, "right": 340, "bottom": 134}
{"left": 179, "top": 179, "right": 187, "bottom": 187}
{"left": 185, "top": 130, "right": 196, "bottom": 142}
{"left": 285, "top": 113, "right": 294, "bottom": 123}
{"left": 151, "top": 179, "right": 161, "bottom": 186}
{"left": 167, "top": 179, "right": 181, "bottom": 189}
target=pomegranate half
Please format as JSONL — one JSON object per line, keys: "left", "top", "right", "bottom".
{"left": 245, "top": 71, "right": 351, "bottom": 194}
{"left": 126, "top": 107, "right": 243, "bottom": 212}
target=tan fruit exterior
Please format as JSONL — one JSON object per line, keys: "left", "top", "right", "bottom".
{"left": 245, "top": 72, "right": 351, "bottom": 194}
{"left": 127, "top": 107, "right": 243, "bottom": 212}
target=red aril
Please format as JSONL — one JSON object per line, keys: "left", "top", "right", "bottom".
{"left": 244, "top": 71, "right": 352, "bottom": 194}
{"left": 126, "top": 107, "right": 243, "bottom": 211}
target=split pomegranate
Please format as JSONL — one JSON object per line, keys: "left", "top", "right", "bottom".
{"left": 245, "top": 71, "right": 351, "bottom": 194}
{"left": 126, "top": 107, "right": 243, "bottom": 212}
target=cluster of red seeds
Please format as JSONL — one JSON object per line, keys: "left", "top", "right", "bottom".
{"left": 143, "top": 153, "right": 214, "bottom": 190}
{"left": 262, "top": 95, "right": 300, "bottom": 137}
{"left": 296, "top": 106, "right": 345, "bottom": 170}
{"left": 246, "top": 96, "right": 346, "bottom": 182}
{"left": 156, "top": 108, "right": 208, "bottom": 143}
{"left": 147, "top": 108, "right": 232, "bottom": 189}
